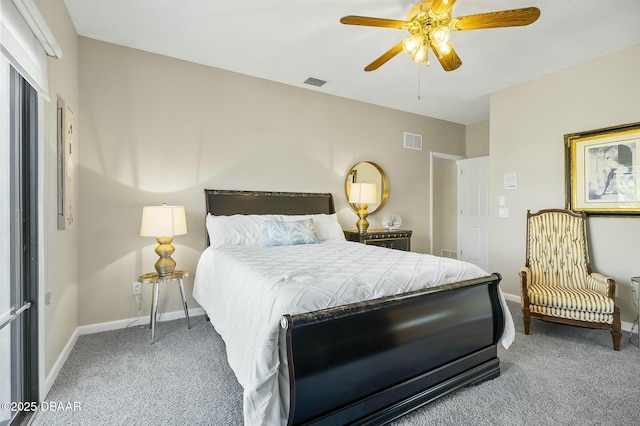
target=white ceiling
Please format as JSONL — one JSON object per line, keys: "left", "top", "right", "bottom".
{"left": 63, "top": 0, "right": 640, "bottom": 125}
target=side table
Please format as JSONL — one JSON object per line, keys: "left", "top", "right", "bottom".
{"left": 344, "top": 229, "right": 412, "bottom": 251}
{"left": 137, "top": 270, "right": 191, "bottom": 344}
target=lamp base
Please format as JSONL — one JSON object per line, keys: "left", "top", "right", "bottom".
{"left": 154, "top": 236, "right": 176, "bottom": 277}
{"left": 356, "top": 204, "right": 370, "bottom": 234}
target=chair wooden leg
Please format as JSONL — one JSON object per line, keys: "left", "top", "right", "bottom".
{"left": 612, "top": 306, "right": 621, "bottom": 351}
{"left": 522, "top": 307, "right": 531, "bottom": 335}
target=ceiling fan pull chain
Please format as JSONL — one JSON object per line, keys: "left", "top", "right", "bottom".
{"left": 417, "top": 64, "right": 421, "bottom": 100}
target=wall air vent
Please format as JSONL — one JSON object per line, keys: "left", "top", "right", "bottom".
{"left": 304, "top": 77, "right": 327, "bottom": 87}
{"left": 404, "top": 132, "right": 423, "bottom": 150}
{"left": 441, "top": 249, "right": 458, "bottom": 259}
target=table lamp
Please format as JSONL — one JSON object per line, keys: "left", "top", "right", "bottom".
{"left": 140, "top": 204, "right": 187, "bottom": 276}
{"left": 349, "top": 182, "right": 378, "bottom": 233}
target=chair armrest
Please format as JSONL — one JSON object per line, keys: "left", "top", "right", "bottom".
{"left": 518, "top": 267, "right": 531, "bottom": 307}
{"left": 587, "top": 272, "right": 616, "bottom": 298}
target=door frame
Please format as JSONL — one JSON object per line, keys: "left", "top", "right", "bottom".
{"left": 37, "top": 95, "right": 46, "bottom": 403}
{"left": 429, "top": 152, "right": 465, "bottom": 255}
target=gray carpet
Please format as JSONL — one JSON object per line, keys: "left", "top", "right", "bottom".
{"left": 33, "top": 302, "right": 639, "bottom": 425}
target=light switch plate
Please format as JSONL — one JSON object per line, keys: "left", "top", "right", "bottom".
{"left": 498, "top": 208, "right": 509, "bottom": 218}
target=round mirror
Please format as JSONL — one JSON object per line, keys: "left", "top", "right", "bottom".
{"left": 344, "top": 161, "right": 389, "bottom": 214}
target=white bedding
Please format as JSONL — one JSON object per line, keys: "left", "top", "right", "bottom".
{"left": 193, "top": 240, "right": 515, "bottom": 425}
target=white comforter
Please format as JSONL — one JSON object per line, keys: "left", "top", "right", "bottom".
{"left": 193, "top": 240, "right": 514, "bottom": 425}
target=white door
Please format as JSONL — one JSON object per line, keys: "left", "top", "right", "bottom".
{"left": 457, "top": 156, "right": 489, "bottom": 271}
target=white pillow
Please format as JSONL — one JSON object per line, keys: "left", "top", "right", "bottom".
{"left": 206, "top": 213, "right": 282, "bottom": 249}
{"left": 280, "top": 213, "right": 345, "bottom": 241}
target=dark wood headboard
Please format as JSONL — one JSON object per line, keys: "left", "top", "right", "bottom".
{"left": 204, "top": 189, "right": 335, "bottom": 216}
{"left": 203, "top": 190, "right": 336, "bottom": 246}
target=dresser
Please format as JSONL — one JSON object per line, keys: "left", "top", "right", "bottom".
{"left": 344, "top": 229, "right": 412, "bottom": 252}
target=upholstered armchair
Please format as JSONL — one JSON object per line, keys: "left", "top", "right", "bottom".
{"left": 519, "top": 209, "right": 621, "bottom": 350}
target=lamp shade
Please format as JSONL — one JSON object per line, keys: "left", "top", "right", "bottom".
{"left": 140, "top": 205, "right": 187, "bottom": 237}
{"left": 349, "top": 183, "right": 378, "bottom": 204}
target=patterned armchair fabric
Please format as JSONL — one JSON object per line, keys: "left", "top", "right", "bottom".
{"left": 519, "top": 209, "right": 621, "bottom": 350}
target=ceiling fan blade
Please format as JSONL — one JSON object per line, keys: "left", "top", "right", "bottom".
{"left": 340, "top": 15, "right": 408, "bottom": 29}
{"left": 431, "top": 45, "right": 462, "bottom": 71}
{"left": 452, "top": 7, "right": 540, "bottom": 31}
{"left": 431, "top": 0, "right": 458, "bottom": 15}
{"left": 364, "top": 42, "right": 404, "bottom": 72}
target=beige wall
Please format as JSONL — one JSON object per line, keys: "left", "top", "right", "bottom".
{"left": 77, "top": 38, "right": 466, "bottom": 325}
{"left": 466, "top": 120, "right": 489, "bottom": 158}
{"left": 489, "top": 44, "right": 640, "bottom": 323}
{"left": 35, "top": 0, "right": 79, "bottom": 376}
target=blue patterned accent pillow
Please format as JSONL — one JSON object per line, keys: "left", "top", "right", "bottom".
{"left": 262, "top": 219, "right": 319, "bottom": 247}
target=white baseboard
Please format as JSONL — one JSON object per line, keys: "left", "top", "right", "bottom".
{"left": 502, "top": 292, "right": 520, "bottom": 304}
{"left": 76, "top": 306, "right": 205, "bottom": 336}
{"left": 502, "top": 292, "right": 637, "bottom": 334}
{"left": 44, "top": 327, "right": 78, "bottom": 398}
{"left": 43, "top": 307, "right": 204, "bottom": 399}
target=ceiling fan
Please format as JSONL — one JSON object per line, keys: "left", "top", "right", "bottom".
{"left": 340, "top": 0, "right": 540, "bottom": 72}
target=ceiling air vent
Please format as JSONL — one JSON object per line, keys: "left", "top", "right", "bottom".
{"left": 404, "top": 132, "right": 423, "bottom": 150}
{"left": 304, "top": 77, "right": 327, "bottom": 87}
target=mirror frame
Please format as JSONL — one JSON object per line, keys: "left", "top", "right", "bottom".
{"left": 344, "top": 161, "right": 389, "bottom": 214}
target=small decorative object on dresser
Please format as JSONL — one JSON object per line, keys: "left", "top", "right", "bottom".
{"left": 381, "top": 213, "right": 402, "bottom": 230}
{"left": 344, "top": 228, "right": 412, "bottom": 251}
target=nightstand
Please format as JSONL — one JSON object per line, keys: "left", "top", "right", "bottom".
{"left": 137, "top": 270, "right": 191, "bottom": 344}
{"left": 344, "top": 229, "right": 412, "bottom": 251}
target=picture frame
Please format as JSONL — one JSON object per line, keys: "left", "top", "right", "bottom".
{"left": 57, "top": 97, "right": 75, "bottom": 229}
{"left": 565, "top": 121, "right": 640, "bottom": 215}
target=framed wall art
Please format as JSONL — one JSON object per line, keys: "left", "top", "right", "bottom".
{"left": 57, "top": 97, "right": 74, "bottom": 229}
{"left": 565, "top": 121, "right": 640, "bottom": 215}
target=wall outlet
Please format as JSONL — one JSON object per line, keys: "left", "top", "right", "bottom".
{"left": 132, "top": 282, "right": 142, "bottom": 295}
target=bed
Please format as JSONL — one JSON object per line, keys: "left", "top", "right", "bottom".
{"left": 193, "top": 189, "right": 514, "bottom": 425}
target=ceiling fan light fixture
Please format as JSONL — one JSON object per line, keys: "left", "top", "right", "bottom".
{"left": 402, "top": 33, "right": 423, "bottom": 56}
{"left": 430, "top": 26, "right": 450, "bottom": 45}
{"left": 437, "top": 41, "right": 454, "bottom": 57}
{"left": 411, "top": 44, "right": 429, "bottom": 63}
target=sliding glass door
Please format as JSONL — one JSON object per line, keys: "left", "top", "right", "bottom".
{"left": 0, "top": 55, "right": 39, "bottom": 426}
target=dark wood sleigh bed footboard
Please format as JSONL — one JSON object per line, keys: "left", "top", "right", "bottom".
{"left": 282, "top": 273, "right": 505, "bottom": 426}
{"left": 203, "top": 190, "right": 505, "bottom": 425}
